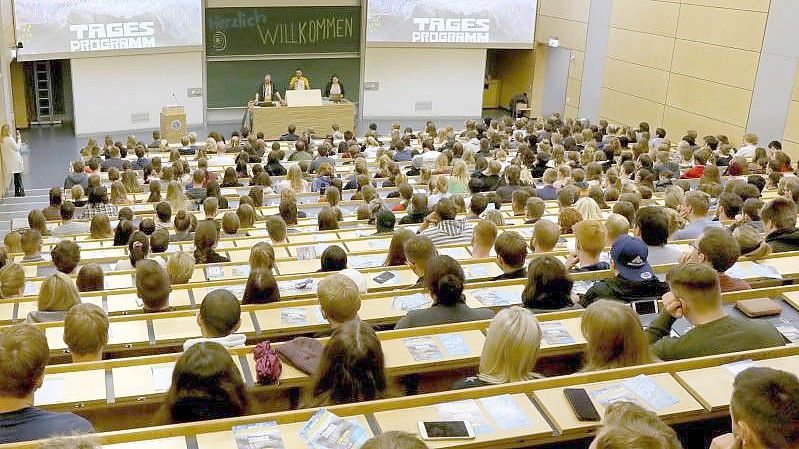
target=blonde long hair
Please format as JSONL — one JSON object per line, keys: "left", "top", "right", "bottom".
{"left": 477, "top": 306, "right": 542, "bottom": 384}
{"left": 581, "top": 300, "right": 653, "bottom": 372}
{"left": 166, "top": 181, "right": 191, "bottom": 212}
{"left": 450, "top": 160, "right": 469, "bottom": 185}
{"left": 286, "top": 164, "right": 304, "bottom": 191}
{"left": 38, "top": 272, "right": 81, "bottom": 312}
{"left": 574, "top": 197, "right": 603, "bottom": 221}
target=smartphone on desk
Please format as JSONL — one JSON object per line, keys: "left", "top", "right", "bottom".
{"left": 417, "top": 420, "right": 475, "bottom": 440}
{"left": 373, "top": 271, "right": 396, "bottom": 284}
{"left": 564, "top": 388, "right": 601, "bottom": 422}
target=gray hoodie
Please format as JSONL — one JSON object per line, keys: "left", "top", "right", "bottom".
{"left": 64, "top": 172, "right": 88, "bottom": 190}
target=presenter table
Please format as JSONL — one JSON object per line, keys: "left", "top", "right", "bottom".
{"left": 251, "top": 101, "right": 355, "bottom": 140}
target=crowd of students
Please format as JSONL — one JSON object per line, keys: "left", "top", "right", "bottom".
{"left": 0, "top": 117, "right": 798, "bottom": 448}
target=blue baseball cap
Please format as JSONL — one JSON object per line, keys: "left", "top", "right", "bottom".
{"left": 611, "top": 235, "right": 654, "bottom": 281}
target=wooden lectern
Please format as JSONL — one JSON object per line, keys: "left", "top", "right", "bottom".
{"left": 160, "top": 106, "right": 186, "bottom": 143}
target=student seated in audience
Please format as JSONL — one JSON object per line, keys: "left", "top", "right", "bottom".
{"left": 404, "top": 235, "right": 437, "bottom": 289}
{"left": 242, "top": 269, "right": 280, "bottom": 305}
{"left": 52, "top": 240, "right": 81, "bottom": 275}
{"left": 374, "top": 209, "right": 396, "bottom": 235}
{"left": 466, "top": 192, "right": 488, "bottom": 220}
{"left": 0, "top": 324, "right": 94, "bottom": 443}
{"left": 319, "top": 245, "right": 347, "bottom": 272}
{"left": 28, "top": 273, "right": 81, "bottom": 323}
{"left": 636, "top": 206, "right": 682, "bottom": 269}
{"left": 136, "top": 260, "right": 172, "bottom": 313}
{"left": 395, "top": 255, "right": 494, "bottom": 329}
{"left": 511, "top": 190, "right": 532, "bottom": 216}
{"left": 589, "top": 401, "right": 683, "bottom": 449}
{"left": 79, "top": 186, "right": 118, "bottom": 219}
{"left": 154, "top": 202, "right": 172, "bottom": 229}
{"left": 453, "top": 306, "right": 542, "bottom": 389}
{"left": 64, "top": 160, "right": 88, "bottom": 191}
{"left": 471, "top": 219, "right": 498, "bottom": 259}
{"left": 536, "top": 168, "right": 559, "bottom": 200}
{"left": 194, "top": 220, "right": 230, "bottom": 264}
{"left": 521, "top": 255, "right": 580, "bottom": 313}
{"left": 169, "top": 210, "right": 194, "bottom": 242}
{"left": 761, "top": 196, "right": 799, "bottom": 253}
{"left": 183, "top": 290, "right": 246, "bottom": 350}
{"left": 317, "top": 206, "right": 340, "bottom": 232}
{"left": 493, "top": 231, "right": 528, "bottom": 280}
{"left": 530, "top": 219, "right": 560, "bottom": 253}
{"left": 20, "top": 229, "right": 44, "bottom": 263}
{"left": 116, "top": 231, "right": 149, "bottom": 270}
{"left": 249, "top": 242, "right": 275, "bottom": 273}
{"left": 565, "top": 219, "right": 609, "bottom": 272}
{"left": 681, "top": 227, "right": 750, "bottom": 292}
{"left": 305, "top": 320, "right": 386, "bottom": 407}
{"left": 221, "top": 211, "right": 246, "bottom": 238}
{"left": 682, "top": 148, "right": 710, "bottom": 179}
{"left": 525, "top": 197, "right": 546, "bottom": 224}
{"left": 383, "top": 229, "right": 415, "bottom": 267}
{"left": 101, "top": 146, "right": 125, "bottom": 171}
{"left": 317, "top": 273, "right": 361, "bottom": 330}
{"left": 51, "top": 202, "right": 89, "bottom": 237}
{"left": 0, "top": 261, "right": 22, "bottom": 295}
{"left": 605, "top": 213, "right": 630, "bottom": 246}
{"left": 647, "top": 263, "right": 784, "bottom": 361}
{"left": 710, "top": 367, "right": 799, "bottom": 449}
{"left": 265, "top": 216, "right": 288, "bottom": 245}
{"left": 150, "top": 229, "right": 169, "bottom": 254}
{"left": 362, "top": 432, "right": 429, "bottom": 449}
{"left": 671, "top": 190, "right": 721, "bottom": 240}
{"left": 166, "top": 251, "right": 195, "bottom": 285}
{"left": 733, "top": 224, "right": 772, "bottom": 261}
{"left": 157, "top": 341, "right": 249, "bottom": 424}
{"left": 63, "top": 303, "right": 108, "bottom": 363}
{"left": 398, "top": 194, "right": 429, "bottom": 225}
{"left": 580, "top": 300, "right": 653, "bottom": 372}
{"left": 717, "top": 192, "right": 743, "bottom": 223}
{"left": 582, "top": 235, "right": 669, "bottom": 306}
{"left": 418, "top": 198, "right": 474, "bottom": 246}
{"left": 76, "top": 263, "right": 104, "bottom": 293}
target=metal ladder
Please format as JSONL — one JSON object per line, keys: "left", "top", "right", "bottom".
{"left": 30, "top": 60, "right": 61, "bottom": 126}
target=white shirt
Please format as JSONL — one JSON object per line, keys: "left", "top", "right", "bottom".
{"left": 329, "top": 83, "right": 342, "bottom": 95}
{"left": 736, "top": 144, "right": 757, "bottom": 160}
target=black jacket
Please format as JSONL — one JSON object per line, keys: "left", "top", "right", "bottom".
{"left": 766, "top": 228, "right": 799, "bottom": 253}
{"left": 581, "top": 275, "right": 669, "bottom": 307}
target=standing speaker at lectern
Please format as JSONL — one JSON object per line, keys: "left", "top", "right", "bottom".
{"left": 255, "top": 73, "right": 282, "bottom": 104}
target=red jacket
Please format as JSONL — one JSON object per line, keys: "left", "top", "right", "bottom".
{"left": 682, "top": 165, "right": 705, "bottom": 179}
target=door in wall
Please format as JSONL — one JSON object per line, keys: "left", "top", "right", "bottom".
{"left": 540, "top": 46, "right": 571, "bottom": 118}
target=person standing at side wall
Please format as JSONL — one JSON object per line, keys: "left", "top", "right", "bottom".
{"left": 1, "top": 125, "right": 24, "bottom": 197}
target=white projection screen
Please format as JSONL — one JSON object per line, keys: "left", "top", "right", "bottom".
{"left": 366, "top": 0, "right": 537, "bottom": 48}
{"left": 14, "top": 0, "right": 203, "bottom": 61}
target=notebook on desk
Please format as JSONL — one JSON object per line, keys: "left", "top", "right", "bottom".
{"left": 329, "top": 94, "right": 343, "bottom": 103}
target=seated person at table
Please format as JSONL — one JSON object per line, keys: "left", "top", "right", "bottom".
{"left": 21, "top": 229, "right": 44, "bottom": 263}
{"left": 157, "top": 342, "right": 249, "bottom": 424}
{"left": 525, "top": 197, "right": 546, "bottom": 224}
{"left": 565, "top": 219, "right": 609, "bottom": 272}
{"left": 265, "top": 216, "right": 288, "bottom": 245}
{"left": 155, "top": 202, "right": 172, "bottom": 229}
{"left": 115, "top": 231, "right": 149, "bottom": 270}
{"left": 418, "top": 198, "right": 474, "bottom": 246}
{"left": 150, "top": 229, "right": 169, "bottom": 254}
{"left": 398, "top": 194, "right": 428, "bottom": 225}
{"left": 0, "top": 263, "right": 24, "bottom": 298}
{"left": 522, "top": 255, "right": 580, "bottom": 313}
{"left": 63, "top": 303, "right": 108, "bottom": 363}
{"left": 28, "top": 273, "right": 81, "bottom": 323}
{"left": 249, "top": 242, "right": 276, "bottom": 273}
{"left": 590, "top": 402, "right": 683, "bottom": 449}
{"left": 319, "top": 245, "right": 347, "bottom": 272}
{"left": 471, "top": 219, "right": 498, "bottom": 259}
{"left": 52, "top": 240, "right": 81, "bottom": 275}
{"left": 605, "top": 213, "right": 630, "bottom": 246}
{"left": 76, "top": 263, "right": 104, "bottom": 293}
{"left": 511, "top": 190, "right": 531, "bottom": 216}
{"left": 169, "top": 210, "right": 194, "bottom": 242}
{"left": 166, "top": 252, "right": 194, "bottom": 285}
{"left": 362, "top": 432, "right": 429, "bottom": 449}
{"left": 374, "top": 209, "right": 396, "bottom": 235}
{"left": 404, "top": 235, "right": 437, "bottom": 289}
{"left": 317, "top": 207, "right": 340, "bottom": 232}
{"left": 636, "top": 206, "right": 682, "bottom": 268}
{"left": 136, "top": 260, "right": 172, "bottom": 313}
{"left": 453, "top": 307, "right": 542, "bottom": 389}
{"left": 318, "top": 274, "right": 361, "bottom": 330}
{"left": 395, "top": 255, "right": 494, "bottom": 329}
{"left": 194, "top": 221, "right": 230, "bottom": 264}
{"left": 647, "top": 263, "right": 784, "bottom": 361}
{"left": 582, "top": 235, "right": 669, "bottom": 307}
{"left": 221, "top": 212, "right": 247, "bottom": 238}
{"left": 580, "top": 300, "right": 653, "bottom": 372}
{"left": 710, "top": 367, "right": 799, "bottom": 449}
{"left": 289, "top": 68, "right": 310, "bottom": 91}
{"left": 466, "top": 193, "right": 488, "bottom": 220}
{"left": 762, "top": 196, "right": 799, "bottom": 253}
{"left": 281, "top": 125, "right": 300, "bottom": 142}
{"left": 0, "top": 324, "right": 94, "bottom": 443}
{"left": 384, "top": 229, "right": 415, "bottom": 267}
{"left": 530, "top": 219, "right": 560, "bottom": 253}
{"left": 242, "top": 269, "right": 280, "bottom": 305}
{"left": 305, "top": 320, "right": 386, "bottom": 407}
{"left": 51, "top": 202, "right": 89, "bottom": 237}
{"left": 139, "top": 218, "right": 156, "bottom": 236}
{"left": 671, "top": 191, "right": 721, "bottom": 240}
{"left": 183, "top": 290, "right": 246, "bottom": 350}
{"left": 255, "top": 73, "right": 282, "bottom": 103}
{"left": 493, "top": 231, "right": 528, "bottom": 280}
{"left": 178, "top": 136, "right": 194, "bottom": 155}
{"left": 681, "top": 227, "right": 750, "bottom": 292}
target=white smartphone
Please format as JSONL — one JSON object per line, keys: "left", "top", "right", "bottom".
{"left": 632, "top": 299, "right": 659, "bottom": 315}
{"left": 417, "top": 420, "right": 475, "bottom": 440}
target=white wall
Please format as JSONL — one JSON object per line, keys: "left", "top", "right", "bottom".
{"left": 71, "top": 51, "right": 203, "bottom": 135}
{"left": 362, "top": 47, "right": 486, "bottom": 119}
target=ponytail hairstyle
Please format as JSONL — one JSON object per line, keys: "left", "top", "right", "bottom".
{"left": 113, "top": 220, "right": 135, "bottom": 246}
{"left": 193, "top": 221, "right": 219, "bottom": 264}
{"left": 127, "top": 231, "right": 150, "bottom": 267}
{"left": 424, "top": 255, "right": 465, "bottom": 306}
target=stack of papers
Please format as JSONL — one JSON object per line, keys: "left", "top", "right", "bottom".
{"left": 480, "top": 395, "right": 530, "bottom": 430}
{"left": 299, "top": 409, "right": 369, "bottom": 449}
{"left": 295, "top": 246, "right": 318, "bottom": 261}
{"left": 233, "top": 421, "right": 286, "bottom": 449}
{"left": 404, "top": 337, "right": 444, "bottom": 361}
{"left": 591, "top": 374, "right": 679, "bottom": 411}
{"left": 205, "top": 265, "right": 225, "bottom": 280}
{"left": 472, "top": 289, "right": 518, "bottom": 306}
{"left": 281, "top": 308, "right": 308, "bottom": 326}
{"left": 232, "top": 265, "right": 251, "bottom": 277}
{"left": 540, "top": 322, "right": 576, "bottom": 345}
{"left": 436, "top": 399, "right": 492, "bottom": 435}
{"left": 391, "top": 294, "right": 431, "bottom": 311}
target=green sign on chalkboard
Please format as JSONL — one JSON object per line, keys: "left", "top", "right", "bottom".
{"left": 206, "top": 6, "right": 361, "bottom": 56}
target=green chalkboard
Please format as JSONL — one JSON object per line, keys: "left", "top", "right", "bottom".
{"left": 206, "top": 6, "right": 361, "bottom": 56}
{"left": 207, "top": 58, "right": 360, "bottom": 108}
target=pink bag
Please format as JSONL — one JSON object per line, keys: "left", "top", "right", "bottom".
{"left": 253, "top": 341, "right": 282, "bottom": 385}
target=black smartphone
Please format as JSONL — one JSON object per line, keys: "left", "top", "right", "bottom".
{"left": 632, "top": 299, "right": 658, "bottom": 315}
{"left": 564, "top": 388, "right": 601, "bottom": 422}
{"left": 373, "top": 271, "right": 396, "bottom": 284}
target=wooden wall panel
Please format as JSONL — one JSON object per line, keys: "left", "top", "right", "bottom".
{"left": 600, "top": 88, "right": 665, "bottom": 127}
{"left": 570, "top": 50, "right": 585, "bottom": 81}
{"left": 539, "top": 0, "right": 591, "bottom": 23}
{"left": 610, "top": 0, "right": 680, "bottom": 37}
{"left": 666, "top": 74, "right": 752, "bottom": 126}
{"left": 606, "top": 28, "right": 675, "bottom": 70}
{"left": 662, "top": 106, "right": 746, "bottom": 140}
{"left": 567, "top": 78, "right": 582, "bottom": 109}
{"left": 536, "top": 16, "right": 588, "bottom": 51}
{"left": 680, "top": 0, "right": 770, "bottom": 12}
{"left": 603, "top": 58, "right": 669, "bottom": 104}
{"left": 671, "top": 40, "right": 760, "bottom": 89}
{"left": 783, "top": 100, "right": 799, "bottom": 143}
{"left": 676, "top": 5, "right": 767, "bottom": 51}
